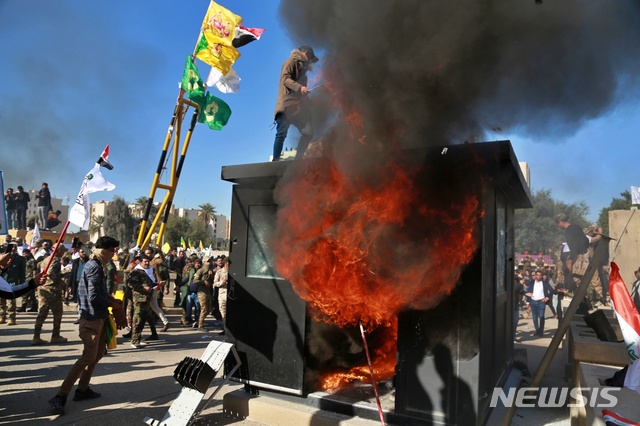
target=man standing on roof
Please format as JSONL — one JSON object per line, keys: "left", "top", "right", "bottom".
{"left": 271, "top": 45, "right": 319, "bottom": 161}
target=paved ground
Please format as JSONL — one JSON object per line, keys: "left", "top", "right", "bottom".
{"left": 511, "top": 306, "right": 571, "bottom": 426}
{"left": 0, "top": 307, "right": 262, "bottom": 426}
{"left": 0, "top": 302, "right": 574, "bottom": 425}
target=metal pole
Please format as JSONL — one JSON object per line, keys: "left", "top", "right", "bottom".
{"left": 528, "top": 240, "right": 609, "bottom": 388}
{"left": 359, "top": 321, "right": 386, "bottom": 426}
{"left": 41, "top": 220, "right": 71, "bottom": 276}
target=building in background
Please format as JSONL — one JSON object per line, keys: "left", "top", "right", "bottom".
{"left": 86, "top": 201, "right": 229, "bottom": 247}
{"left": 175, "top": 207, "right": 229, "bottom": 248}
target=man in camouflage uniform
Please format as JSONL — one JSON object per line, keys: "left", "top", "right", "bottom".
{"left": 19, "top": 250, "right": 38, "bottom": 312}
{"left": 0, "top": 242, "right": 25, "bottom": 325}
{"left": 179, "top": 256, "right": 199, "bottom": 326}
{"left": 194, "top": 258, "right": 215, "bottom": 332}
{"left": 213, "top": 257, "right": 230, "bottom": 327}
{"left": 127, "top": 255, "right": 156, "bottom": 348}
{"left": 32, "top": 248, "right": 68, "bottom": 344}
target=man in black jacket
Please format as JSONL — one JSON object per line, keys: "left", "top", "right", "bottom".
{"left": 555, "top": 213, "right": 604, "bottom": 305}
{"left": 14, "top": 186, "right": 30, "bottom": 230}
{"left": 35, "top": 182, "right": 52, "bottom": 230}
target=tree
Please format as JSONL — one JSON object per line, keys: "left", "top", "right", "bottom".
{"left": 164, "top": 215, "right": 191, "bottom": 249}
{"left": 597, "top": 190, "right": 631, "bottom": 236}
{"left": 133, "top": 196, "right": 158, "bottom": 219}
{"left": 515, "top": 188, "right": 590, "bottom": 254}
{"left": 103, "top": 196, "right": 136, "bottom": 247}
{"left": 197, "top": 203, "right": 216, "bottom": 225}
{"left": 187, "top": 219, "right": 212, "bottom": 248}
{"left": 88, "top": 215, "right": 105, "bottom": 238}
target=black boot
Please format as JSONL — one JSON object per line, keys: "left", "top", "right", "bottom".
{"left": 17, "top": 306, "right": 26, "bottom": 313}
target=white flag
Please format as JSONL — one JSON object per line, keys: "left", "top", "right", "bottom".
{"left": 30, "top": 223, "right": 41, "bottom": 248}
{"left": 632, "top": 186, "right": 640, "bottom": 205}
{"left": 68, "top": 161, "right": 115, "bottom": 230}
{"left": 215, "top": 67, "right": 240, "bottom": 94}
{"left": 206, "top": 67, "right": 223, "bottom": 88}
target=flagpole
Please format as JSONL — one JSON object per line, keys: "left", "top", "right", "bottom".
{"left": 41, "top": 220, "right": 71, "bottom": 276}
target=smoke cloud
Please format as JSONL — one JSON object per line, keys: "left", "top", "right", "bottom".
{"left": 271, "top": 1, "right": 640, "bottom": 328}
{"left": 279, "top": 0, "right": 640, "bottom": 154}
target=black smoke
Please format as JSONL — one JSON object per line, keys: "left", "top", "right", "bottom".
{"left": 279, "top": 0, "right": 640, "bottom": 155}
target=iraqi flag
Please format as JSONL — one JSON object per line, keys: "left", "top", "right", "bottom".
{"left": 610, "top": 262, "right": 640, "bottom": 393}
{"left": 232, "top": 25, "right": 265, "bottom": 48}
{"left": 68, "top": 145, "right": 116, "bottom": 230}
{"left": 602, "top": 410, "right": 639, "bottom": 425}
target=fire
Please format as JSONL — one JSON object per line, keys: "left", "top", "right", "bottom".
{"left": 275, "top": 157, "right": 481, "bottom": 330}
{"left": 273, "top": 70, "right": 483, "bottom": 391}
{"left": 273, "top": 145, "right": 483, "bottom": 390}
{"left": 321, "top": 319, "right": 398, "bottom": 391}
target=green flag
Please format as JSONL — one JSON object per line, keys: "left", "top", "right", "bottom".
{"left": 197, "top": 92, "right": 232, "bottom": 130}
{"left": 181, "top": 55, "right": 205, "bottom": 99}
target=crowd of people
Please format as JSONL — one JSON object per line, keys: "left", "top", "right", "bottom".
{"left": 515, "top": 213, "right": 611, "bottom": 339}
{"left": 0, "top": 233, "right": 231, "bottom": 415}
{"left": 4, "top": 183, "right": 62, "bottom": 231}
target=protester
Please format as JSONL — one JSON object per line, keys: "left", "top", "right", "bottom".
{"left": 150, "top": 252, "right": 171, "bottom": 332}
{"left": 48, "top": 236, "right": 126, "bottom": 415}
{"left": 35, "top": 182, "right": 52, "bottom": 230}
{"left": 32, "top": 247, "right": 67, "bottom": 344}
{"left": 271, "top": 45, "right": 319, "bottom": 161}
{"left": 213, "top": 257, "right": 230, "bottom": 331}
{"left": 0, "top": 252, "right": 45, "bottom": 299}
{"left": 14, "top": 186, "right": 30, "bottom": 230}
{"left": 555, "top": 213, "right": 604, "bottom": 306}
{"left": 127, "top": 254, "right": 159, "bottom": 348}
{"left": 18, "top": 249, "right": 38, "bottom": 312}
{"left": 4, "top": 188, "right": 16, "bottom": 229}
{"left": 525, "top": 270, "right": 554, "bottom": 337}
{"left": 0, "top": 242, "right": 25, "bottom": 325}
{"left": 46, "top": 210, "right": 62, "bottom": 230}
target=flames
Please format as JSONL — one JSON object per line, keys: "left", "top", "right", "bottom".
{"left": 273, "top": 69, "right": 483, "bottom": 390}
{"left": 273, "top": 143, "right": 482, "bottom": 390}
{"left": 275, "top": 156, "right": 481, "bottom": 328}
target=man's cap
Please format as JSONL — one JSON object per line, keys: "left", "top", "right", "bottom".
{"left": 94, "top": 236, "right": 119, "bottom": 250}
{"left": 42, "top": 182, "right": 48, "bottom": 186}
{"left": 554, "top": 213, "right": 569, "bottom": 223}
{"left": 299, "top": 45, "right": 319, "bottom": 63}
{"left": 17, "top": 186, "right": 23, "bottom": 190}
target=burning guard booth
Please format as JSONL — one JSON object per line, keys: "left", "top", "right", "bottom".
{"left": 221, "top": 140, "right": 532, "bottom": 425}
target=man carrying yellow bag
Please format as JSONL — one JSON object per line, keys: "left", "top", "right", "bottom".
{"left": 48, "top": 236, "right": 127, "bottom": 416}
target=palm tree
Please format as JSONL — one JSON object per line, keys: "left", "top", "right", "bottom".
{"left": 89, "top": 215, "right": 105, "bottom": 238}
{"left": 134, "top": 196, "right": 149, "bottom": 219}
{"left": 197, "top": 203, "right": 216, "bottom": 226}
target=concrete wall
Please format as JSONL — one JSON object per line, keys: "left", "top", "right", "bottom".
{"left": 608, "top": 208, "right": 640, "bottom": 290}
